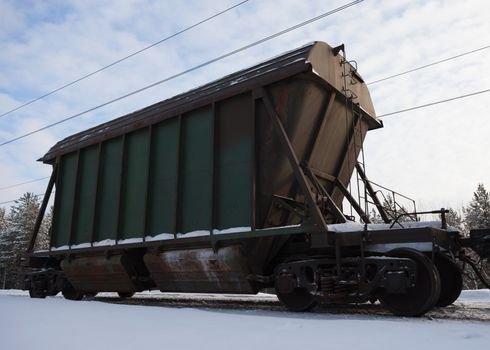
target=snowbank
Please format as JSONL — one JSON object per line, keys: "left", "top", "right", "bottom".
{"left": 1, "top": 290, "right": 489, "bottom": 350}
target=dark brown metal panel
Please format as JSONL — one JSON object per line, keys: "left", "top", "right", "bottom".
{"left": 257, "top": 87, "right": 329, "bottom": 236}
{"left": 61, "top": 255, "right": 139, "bottom": 292}
{"left": 143, "top": 246, "right": 256, "bottom": 293}
{"left": 304, "top": 91, "right": 336, "bottom": 164}
{"left": 308, "top": 98, "right": 352, "bottom": 186}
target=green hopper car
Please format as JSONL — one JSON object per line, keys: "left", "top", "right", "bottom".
{"left": 24, "top": 41, "right": 490, "bottom": 316}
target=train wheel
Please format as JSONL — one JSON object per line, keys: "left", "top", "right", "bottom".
{"left": 84, "top": 292, "right": 98, "bottom": 299}
{"left": 29, "top": 289, "right": 46, "bottom": 299}
{"left": 62, "top": 286, "right": 84, "bottom": 301}
{"left": 434, "top": 253, "right": 463, "bottom": 307}
{"left": 276, "top": 287, "right": 317, "bottom": 312}
{"left": 117, "top": 291, "right": 135, "bottom": 299}
{"left": 378, "top": 248, "right": 441, "bottom": 317}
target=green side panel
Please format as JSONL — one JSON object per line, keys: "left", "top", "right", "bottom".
{"left": 120, "top": 129, "right": 150, "bottom": 239}
{"left": 147, "top": 119, "right": 178, "bottom": 236}
{"left": 52, "top": 152, "right": 77, "bottom": 247}
{"left": 95, "top": 137, "right": 123, "bottom": 241}
{"left": 180, "top": 107, "right": 213, "bottom": 233}
{"left": 215, "top": 93, "right": 252, "bottom": 229}
{"left": 73, "top": 145, "right": 98, "bottom": 244}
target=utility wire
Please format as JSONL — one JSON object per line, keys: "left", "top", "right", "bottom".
{"left": 0, "top": 193, "right": 47, "bottom": 206}
{"left": 0, "top": 0, "right": 250, "bottom": 119}
{"left": 0, "top": 0, "right": 363, "bottom": 148}
{"left": 4, "top": 91, "right": 488, "bottom": 199}
{"left": 0, "top": 176, "right": 49, "bottom": 191}
{"left": 377, "top": 88, "right": 490, "bottom": 118}
{"left": 368, "top": 44, "right": 490, "bottom": 85}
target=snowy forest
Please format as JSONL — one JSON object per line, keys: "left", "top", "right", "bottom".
{"left": 1, "top": 184, "right": 489, "bottom": 290}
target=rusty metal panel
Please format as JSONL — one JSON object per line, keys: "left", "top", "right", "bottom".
{"left": 255, "top": 79, "right": 329, "bottom": 227}
{"left": 143, "top": 245, "right": 256, "bottom": 293}
{"left": 60, "top": 255, "right": 138, "bottom": 292}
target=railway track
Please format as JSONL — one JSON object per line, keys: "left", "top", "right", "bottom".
{"left": 93, "top": 293, "right": 490, "bottom": 322}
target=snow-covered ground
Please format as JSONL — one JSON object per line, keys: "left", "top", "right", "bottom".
{"left": 1, "top": 290, "right": 489, "bottom": 350}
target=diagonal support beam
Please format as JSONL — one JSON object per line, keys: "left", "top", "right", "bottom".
{"left": 27, "top": 164, "right": 57, "bottom": 253}
{"left": 302, "top": 165, "right": 346, "bottom": 223}
{"left": 355, "top": 163, "right": 391, "bottom": 223}
{"left": 256, "top": 87, "right": 330, "bottom": 238}
{"left": 335, "top": 178, "right": 370, "bottom": 223}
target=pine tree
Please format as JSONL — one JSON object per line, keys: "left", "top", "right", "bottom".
{"left": 1, "top": 193, "right": 42, "bottom": 288}
{"left": 368, "top": 208, "right": 385, "bottom": 224}
{"left": 445, "top": 207, "right": 464, "bottom": 232}
{"left": 464, "top": 183, "right": 490, "bottom": 231}
{"left": 0, "top": 207, "right": 6, "bottom": 233}
{"left": 0, "top": 206, "right": 9, "bottom": 289}
{"left": 35, "top": 205, "right": 53, "bottom": 251}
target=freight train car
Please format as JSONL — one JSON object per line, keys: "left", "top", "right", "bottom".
{"left": 23, "top": 41, "right": 490, "bottom": 316}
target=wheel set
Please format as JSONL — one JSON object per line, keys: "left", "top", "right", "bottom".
{"left": 275, "top": 248, "right": 464, "bottom": 317}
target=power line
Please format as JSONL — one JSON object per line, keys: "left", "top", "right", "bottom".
{"left": 368, "top": 44, "right": 490, "bottom": 85}
{"left": 377, "top": 88, "right": 490, "bottom": 118}
{"left": 0, "top": 193, "right": 46, "bottom": 206}
{"left": 0, "top": 176, "right": 49, "bottom": 191}
{"left": 0, "top": 0, "right": 250, "bottom": 119}
{"left": 0, "top": 0, "right": 363, "bottom": 148}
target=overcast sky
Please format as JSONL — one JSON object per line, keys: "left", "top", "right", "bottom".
{"left": 1, "top": 0, "right": 489, "bottom": 215}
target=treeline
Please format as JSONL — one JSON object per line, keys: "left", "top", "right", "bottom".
{"left": 0, "top": 193, "right": 51, "bottom": 289}
{"left": 0, "top": 185, "right": 489, "bottom": 290}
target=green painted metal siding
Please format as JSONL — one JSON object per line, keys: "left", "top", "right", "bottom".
{"left": 147, "top": 119, "right": 179, "bottom": 236}
{"left": 120, "top": 129, "right": 150, "bottom": 239}
{"left": 94, "top": 137, "right": 123, "bottom": 241}
{"left": 50, "top": 94, "right": 255, "bottom": 247}
{"left": 52, "top": 152, "right": 77, "bottom": 247}
{"left": 73, "top": 145, "right": 98, "bottom": 244}
{"left": 215, "top": 94, "right": 252, "bottom": 229}
{"left": 180, "top": 108, "right": 213, "bottom": 233}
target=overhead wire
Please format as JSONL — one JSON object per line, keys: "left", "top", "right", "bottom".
{"left": 377, "top": 88, "right": 490, "bottom": 118}
{"left": 0, "top": 193, "right": 48, "bottom": 206}
{"left": 0, "top": 0, "right": 250, "bottom": 119}
{"left": 367, "top": 44, "right": 490, "bottom": 85}
{"left": 0, "top": 176, "right": 49, "bottom": 191}
{"left": 0, "top": 0, "right": 364, "bottom": 148}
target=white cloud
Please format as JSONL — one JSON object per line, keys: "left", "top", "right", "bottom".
{"left": 1, "top": 0, "right": 490, "bottom": 214}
